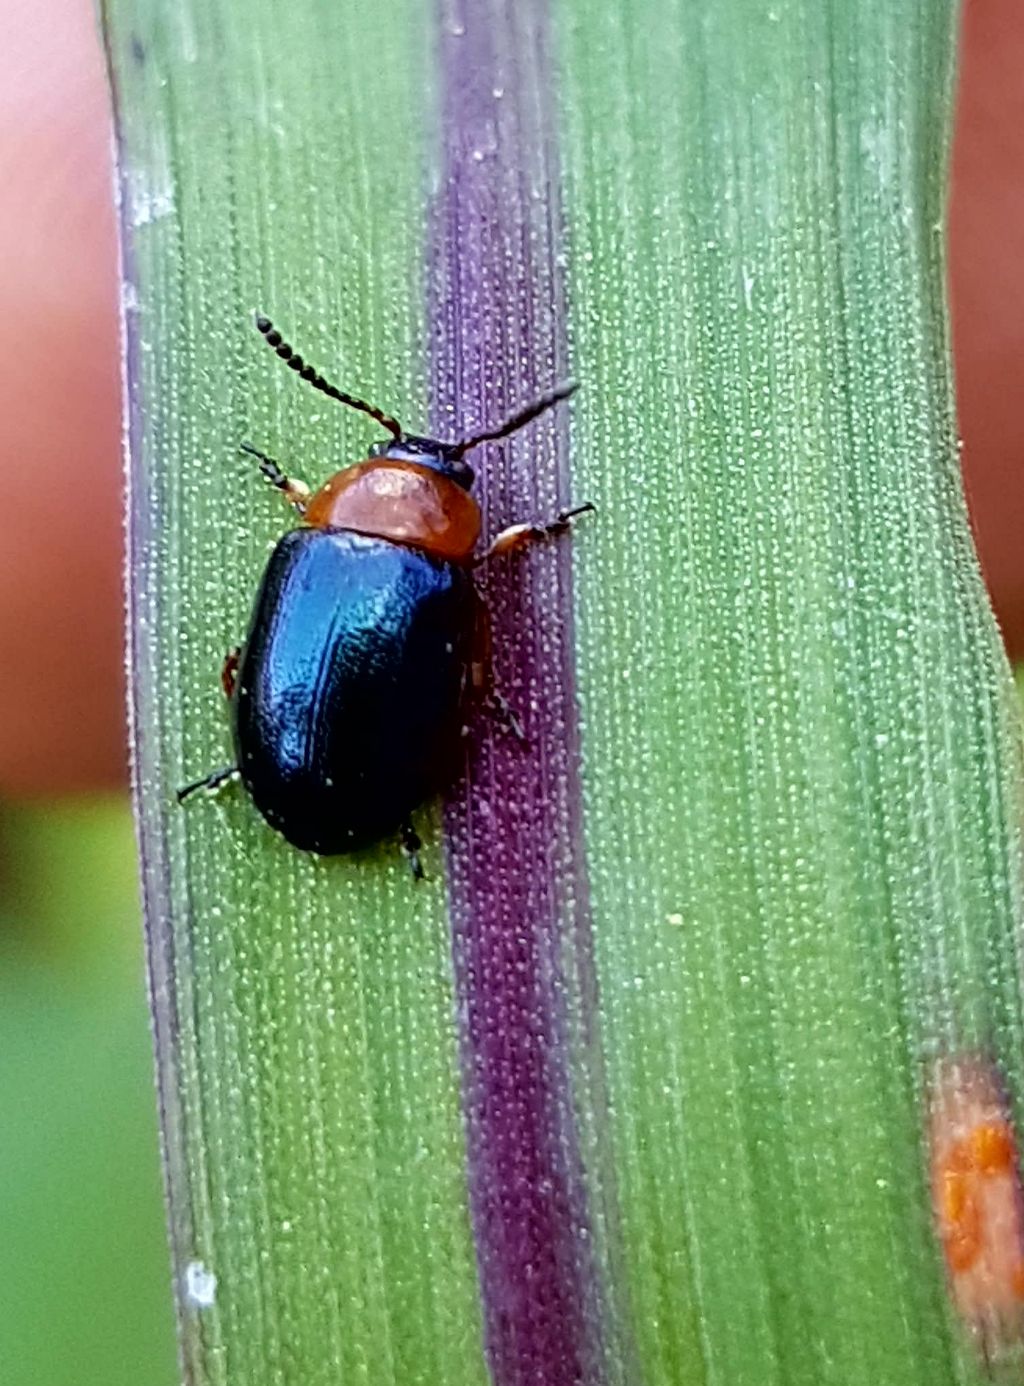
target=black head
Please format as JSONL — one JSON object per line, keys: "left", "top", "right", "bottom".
{"left": 368, "top": 434, "right": 476, "bottom": 489}
{"left": 254, "top": 314, "right": 577, "bottom": 491}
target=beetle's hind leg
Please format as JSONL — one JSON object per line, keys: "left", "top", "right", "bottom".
{"left": 475, "top": 501, "right": 595, "bottom": 566}
{"left": 240, "top": 441, "right": 310, "bottom": 513}
{"left": 399, "top": 821, "right": 426, "bottom": 882}
{"left": 177, "top": 765, "right": 239, "bottom": 803}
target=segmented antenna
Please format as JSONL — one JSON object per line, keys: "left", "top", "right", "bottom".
{"left": 254, "top": 315, "right": 402, "bottom": 438}
{"left": 448, "top": 381, "right": 578, "bottom": 459}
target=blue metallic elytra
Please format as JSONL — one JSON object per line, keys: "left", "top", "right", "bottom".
{"left": 234, "top": 529, "right": 473, "bottom": 855}
{"left": 177, "top": 314, "right": 591, "bottom": 877}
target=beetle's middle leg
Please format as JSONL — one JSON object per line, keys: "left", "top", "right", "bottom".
{"left": 475, "top": 501, "right": 595, "bottom": 567}
{"left": 240, "top": 441, "right": 310, "bottom": 513}
{"left": 468, "top": 594, "right": 527, "bottom": 744}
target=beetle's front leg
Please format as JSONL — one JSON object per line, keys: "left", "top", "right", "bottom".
{"left": 474, "top": 501, "right": 595, "bottom": 567}
{"left": 240, "top": 441, "right": 310, "bottom": 513}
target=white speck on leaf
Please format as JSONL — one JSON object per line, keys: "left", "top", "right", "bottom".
{"left": 184, "top": 1260, "right": 217, "bottom": 1309}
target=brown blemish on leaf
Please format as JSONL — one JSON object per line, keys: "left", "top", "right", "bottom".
{"left": 929, "top": 1055, "right": 1024, "bottom": 1366}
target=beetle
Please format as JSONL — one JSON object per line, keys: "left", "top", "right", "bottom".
{"left": 178, "top": 314, "right": 592, "bottom": 877}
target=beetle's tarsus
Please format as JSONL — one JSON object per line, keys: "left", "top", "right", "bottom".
{"left": 240, "top": 441, "right": 310, "bottom": 512}
{"left": 476, "top": 500, "right": 596, "bottom": 566}
{"left": 488, "top": 689, "right": 528, "bottom": 745}
{"left": 177, "top": 765, "right": 239, "bottom": 804}
{"left": 400, "top": 822, "right": 426, "bottom": 882}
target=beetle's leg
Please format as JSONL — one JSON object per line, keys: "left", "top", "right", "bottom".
{"left": 467, "top": 593, "right": 528, "bottom": 744}
{"left": 221, "top": 646, "right": 242, "bottom": 699}
{"left": 474, "top": 502, "right": 595, "bottom": 566}
{"left": 399, "top": 821, "right": 425, "bottom": 882}
{"left": 240, "top": 441, "right": 310, "bottom": 513}
{"left": 177, "top": 765, "right": 239, "bottom": 803}
{"left": 487, "top": 688, "right": 527, "bottom": 743}
{"left": 468, "top": 592, "right": 492, "bottom": 700}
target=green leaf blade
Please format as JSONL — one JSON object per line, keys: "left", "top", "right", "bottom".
{"left": 106, "top": 4, "right": 488, "bottom": 1382}
{"left": 105, "top": 0, "right": 1024, "bottom": 1382}
{"left": 561, "top": 1, "right": 1023, "bottom": 1382}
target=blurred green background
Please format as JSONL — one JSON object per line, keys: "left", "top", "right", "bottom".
{"left": 0, "top": 801, "right": 176, "bottom": 1383}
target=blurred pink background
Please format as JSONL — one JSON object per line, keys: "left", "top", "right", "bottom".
{"left": 1, "top": 0, "right": 1020, "bottom": 797}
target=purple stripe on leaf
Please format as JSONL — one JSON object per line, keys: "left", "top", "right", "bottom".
{"left": 429, "top": 4, "right": 620, "bottom": 1383}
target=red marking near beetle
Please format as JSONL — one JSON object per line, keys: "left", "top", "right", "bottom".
{"left": 220, "top": 647, "right": 241, "bottom": 700}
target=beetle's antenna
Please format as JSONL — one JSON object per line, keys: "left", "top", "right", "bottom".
{"left": 448, "top": 381, "right": 578, "bottom": 460}
{"left": 254, "top": 315, "right": 402, "bottom": 438}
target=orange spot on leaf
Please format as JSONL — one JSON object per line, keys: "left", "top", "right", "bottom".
{"left": 929, "top": 1055, "right": 1024, "bottom": 1359}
